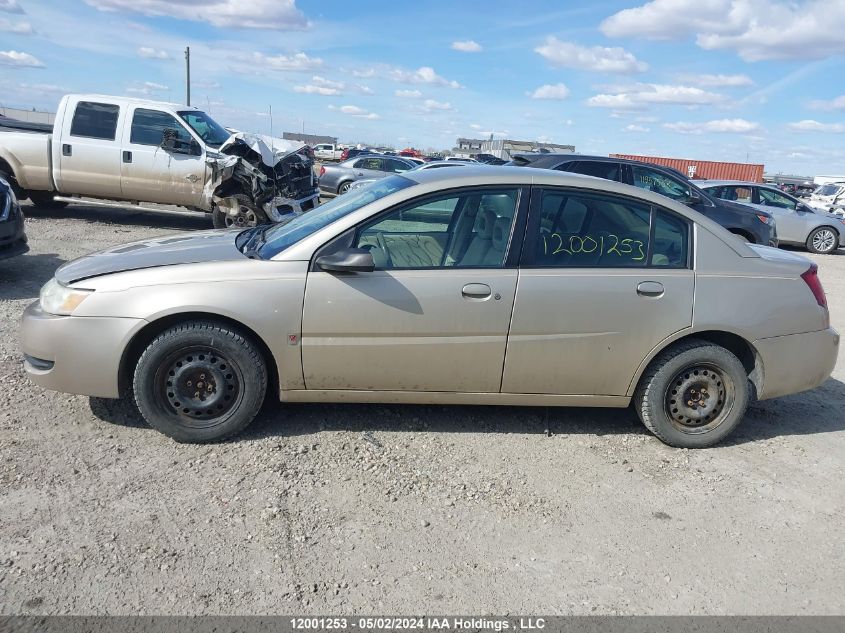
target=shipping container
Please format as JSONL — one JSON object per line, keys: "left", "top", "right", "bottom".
{"left": 610, "top": 154, "right": 764, "bottom": 183}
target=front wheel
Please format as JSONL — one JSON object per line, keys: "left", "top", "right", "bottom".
{"left": 212, "top": 193, "right": 267, "bottom": 229}
{"left": 806, "top": 226, "right": 839, "bottom": 254}
{"left": 133, "top": 321, "right": 268, "bottom": 443}
{"left": 634, "top": 339, "right": 749, "bottom": 448}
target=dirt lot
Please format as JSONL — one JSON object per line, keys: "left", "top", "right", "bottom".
{"left": 1, "top": 202, "right": 844, "bottom": 615}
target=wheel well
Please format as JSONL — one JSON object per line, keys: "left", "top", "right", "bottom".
{"left": 728, "top": 228, "right": 756, "bottom": 243}
{"left": 118, "top": 312, "right": 279, "bottom": 397}
{"left": 337, "top": 180, "right": 352, "bottom": 193}
{"left": 0, "top": 157, "right": 24, "bottom": 197}
{"left": 646, "top": 330, "right": 762, "bottom": 397}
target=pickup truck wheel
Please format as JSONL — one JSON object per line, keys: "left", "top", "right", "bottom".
{"left": 27, "top": 191, "right": 68, "bottom": 209}
{"left": 212, "top": 194, "right": 267, "bottom": 229}
{"left": 806, "top": 226, "right": 839, "bottom": 254}
{"left": 634, "top": 339, "right": 749, "bottom": 448}
{"left": 133, "top": 321, "right": 268, "bottom": 443}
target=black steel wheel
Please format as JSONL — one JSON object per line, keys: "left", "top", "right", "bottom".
{"left": 634, "top": 339, "right": 749, "bottom": 448}
{"left": 133, "top": 321, "right": 267, "bottom": 442}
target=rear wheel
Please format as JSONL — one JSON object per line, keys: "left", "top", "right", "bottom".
{"left": 806, "top": 226, "right": 839, "bottom": 254}
{"left": 337, "top": 181, "right": 353, "bottom": 195}
{"left": 133, "top": 321, "right": 268, "bottom": 443}
{"left": 212, "top": 193, "right": 267, "bottom": 229}
{"left": 27, "top": 191, "right": 68, "bottom": 208}
{"left": 634, "top": 339, "right": 749, "bottom": 448}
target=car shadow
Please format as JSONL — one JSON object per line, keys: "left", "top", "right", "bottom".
{"left": 90, "top": 377, "right": 845, "bottom": 447}
{"left": 22, "top": 202, "right": 210, "bottom": 232}
{"left": 0, "top": 252, "right": 65, "bottom": 301}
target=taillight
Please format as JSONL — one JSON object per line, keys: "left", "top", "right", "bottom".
{"left": 801, "top": 264, "right": 827, "bottom": 308}
{"left": 319, "top": 165, "right": 325, "bottom": 177}
{"left": 756, "top": 214, "right": 773, "bottom": 225}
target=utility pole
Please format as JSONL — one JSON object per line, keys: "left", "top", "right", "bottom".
{"left": 185, "top": 46, "right": 191, "bottom": 106}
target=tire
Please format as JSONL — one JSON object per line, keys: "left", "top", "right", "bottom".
{"left": 634, "top": 339, "right": 749, "bottom": 448}
{"left": 806, "top": 226, "right": 839, "bottom": 254}
{"left": 337, "top": 181, "right": 353, "bottom": 195}
{"left": 27, "top": 191, "right": 68, "bottom": 208}
{"left": 212, "top": 193, "right": 267, "bottom": 229}
{"left": 133, "top": 321, "right": 268, "bottom": 443}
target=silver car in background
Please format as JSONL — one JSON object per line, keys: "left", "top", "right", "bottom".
{"left": 807, "top": 182, "right": 845, "bottom": 218}
{"left": 318, "top": 155, "right": 415, "bottom": 195}
{"left": 702, "top": 180, "right": 845, "bottom": 254}
{"left": 349, "top": 160, "right": 471, "bottom": 192}
{"left": 21, "top": 167, "right": 839, "bottom": 448}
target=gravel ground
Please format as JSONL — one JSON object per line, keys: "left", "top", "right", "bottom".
{"left": 1, "top": 202, "right": 844, "bottom": 615}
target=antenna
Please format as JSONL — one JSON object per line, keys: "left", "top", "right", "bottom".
{"left": 184, "top": 46, "right": 191, "bottom": 106}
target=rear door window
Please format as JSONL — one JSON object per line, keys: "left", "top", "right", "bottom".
{"left": 563, "top": 160, "right": 622, "bottom": 182}
{"left": 70, "top": 101, "right": 120, "bottom": 140}
{"left": 354, "top": 157, "right": 384, "bottom": 171}
{"left": 708, "top": 185, "right": 752, "bottom": 203}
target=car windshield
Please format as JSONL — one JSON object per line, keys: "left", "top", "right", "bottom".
{"left": 816, "top": 184, "right": 843, "bottom": 197}
{"left": 257, "top": 175, "right": 416, "bottom": 259}
{"left": 177, "top": 110, "right": 231, "bottom": 148}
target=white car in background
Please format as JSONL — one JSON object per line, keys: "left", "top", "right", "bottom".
{"left": 807, "top": 182, "right": 845, "bottom": 218}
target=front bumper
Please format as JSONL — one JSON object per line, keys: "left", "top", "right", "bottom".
{"left": 754, "top": 327, "right": 839, "bottom": 400}
{"left": 20, "top": 301, "right": 145, "bottom": 398}
{"left": 263, "top": 190, "right": 320, "bottom": 222}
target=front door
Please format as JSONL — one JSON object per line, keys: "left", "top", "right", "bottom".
{"left": 502, "top": 187, "right": 695, "bottom": 396}
{"left": 301, "top": 187, "right": 525, "bottom": 392}
{"left": 120, "top": 107, "right": 206, "bottom": 207}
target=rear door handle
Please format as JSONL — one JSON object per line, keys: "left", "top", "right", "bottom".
{"left": 462, "top": 283, "right": 492, "bottom": 300}
{"left": 122, "top": 151, "right": 132, "bottom": 163}
{"left": 637, "top": 281, "right": 665, "bottom": 298}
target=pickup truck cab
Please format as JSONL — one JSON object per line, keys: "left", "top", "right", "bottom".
{"left": 312, "top": 143, "right": 343, "bottom": 161}
{"left": 0, "top": 94, "right": 319, "bottom": 227}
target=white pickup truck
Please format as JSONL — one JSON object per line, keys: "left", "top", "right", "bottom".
{"left": 0, "top": 94, "right": 320, "bottom": 227}
{"left": 312, "top": 143, "right": 344, "bottom": 161}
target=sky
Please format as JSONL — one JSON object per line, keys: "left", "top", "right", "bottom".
{"left": 2, "top": 0, "right": 845, "bottom": 175}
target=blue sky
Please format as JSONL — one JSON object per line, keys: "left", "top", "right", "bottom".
{"left": 2, "top": 0, "right": 845, "bottom": 175}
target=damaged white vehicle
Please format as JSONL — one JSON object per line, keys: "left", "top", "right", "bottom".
{"left": 0, "top": 94, "right": 320, "bottom": 227}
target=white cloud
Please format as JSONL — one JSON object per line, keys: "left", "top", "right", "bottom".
{"left": 193, "top": 80, "right": 221, "bottom": 89}
{"left": 601, "top": 0, "right": 845, "bottom": 62}
{"left": 451, "top": 40, "right": 482, "bottom": 53}
{"left": 244, "top": 51, "right": 322, "bottom": 72}
{"left": 530, "top": 83, "right": 570, "bottom": 100}
{"left": 679, "top": 73, "right": 754, "bottom": 87}
{"left": 587, "top": 83, "right": 726, "bottom": 108}
{"left": 788, "top": 119, "right": 845, "bottom": 133}
{"left": 351, "top": 67, "right": 376, "bottom": 78}
{"left": 126, "top": 81, "right": 169, "bottom": 95}
{"left": 0, "top": 0, "right": 23, "bottom": 13}
{"left": 137, "top": 46, "right": 170, "bottom": 59}
{"left": 311, "top": 75, "right": 343, "bottom": 89}
{"left": 395, "top": 89, "right": 422, "bottom": 98}
{"left": 422, "top": 99, "right": 454, "bottom": 112}
{"left": 389, "top": 66, "right": 461, "bottom": 88}
{"left": 664, "top": 118, "right": 760, "bottom": 134}
{"left": 809, "top": 95, "right": 845, "bottom": 111}
{"left": 329, "top": 104, "right": 380, "bottom": 120}
{"left": 0, "top": 18, "right": 31, "bottom": 33}
{"left": 0, "top": 50, "right": 44, "bottom": 68}
{"left": 624, "top": 124, "right": 650, "bottom": 132}
{"left": 85, "top": 0, "right": 309, "bottom": 30}
{"left": 535, "top": 37, "right": 647, "bottom": 73}
{"left": 294, "top": 84, "right": 340, "bottom": 96}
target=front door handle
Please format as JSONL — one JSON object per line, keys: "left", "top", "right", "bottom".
{"left": 462, "top": 283, "right": 492, "bottom": 300}
{"left": 637, "top": 281, "right": 665, "bottom": 298}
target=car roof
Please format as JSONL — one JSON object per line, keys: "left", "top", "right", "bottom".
{"left": 701, "top": 180, "right": 764, "bottom": 187}
{"left": 511, "top": 153, "right": 688, "bottom": 178}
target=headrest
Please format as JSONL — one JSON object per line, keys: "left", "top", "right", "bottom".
{"left": 474, "top": 209, "right": 496, "bottom": 239}
{"left": 492, "top": 216, "right": 511, "bottom": 249}
{"left": 481, "top": 194, "right": 515, "bottom": 218}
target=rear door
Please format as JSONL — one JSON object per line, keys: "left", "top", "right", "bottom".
{"left": 56, "top": 100, "right": 124, "bottom": 198}
{"left": 353, "top": 157, "right": 385, "bottom": 179}
{"left": 754, "top": 186, "right": 805, "bottom": 243}
{"left": 120, "top": 107, "right": 206, "bottom": 207}
{"left": 502, "top": 186, "right": 694, "bottom": 396}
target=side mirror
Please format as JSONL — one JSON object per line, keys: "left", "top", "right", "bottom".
{"left": 315, "top": 247, "right": 375, "bottom": 273}
{"left": 683, "top": 193, "right": 703, "bottom": 206}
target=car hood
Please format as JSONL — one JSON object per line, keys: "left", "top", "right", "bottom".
{"left": 56, "top": 229, "right": 246, "bottom": 284}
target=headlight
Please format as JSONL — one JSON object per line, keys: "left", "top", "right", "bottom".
{"left": 39, "top": 278, "right": 94, "bottom": 315}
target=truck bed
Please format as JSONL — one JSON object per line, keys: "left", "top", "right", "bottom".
{"left": 0, "top": 119, "right": 53, "bottom": 134}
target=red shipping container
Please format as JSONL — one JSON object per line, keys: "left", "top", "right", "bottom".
{"left": 610, "top": 154, "right": 764, "bottom": 183}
